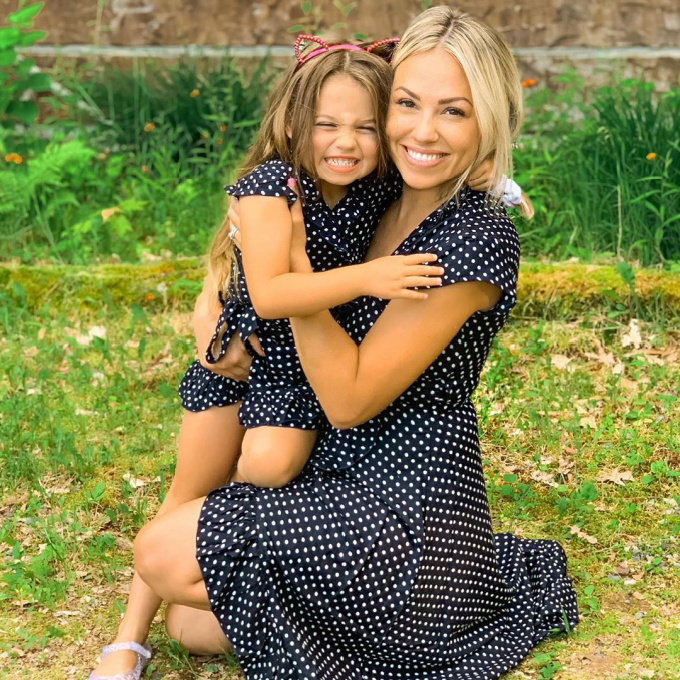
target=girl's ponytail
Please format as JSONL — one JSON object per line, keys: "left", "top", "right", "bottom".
{"left": 518, "top": 193, "right": 534, "bottom": 220}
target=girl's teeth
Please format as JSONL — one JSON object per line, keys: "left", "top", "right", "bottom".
{"left": 407, "top": 148, "right": 442, "bottom": 161}
{"left": 326, "top": 158, "right": 357, "bottom": 167}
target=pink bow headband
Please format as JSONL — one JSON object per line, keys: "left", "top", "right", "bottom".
{"left": 294, "top": 34, "right": 401, "bottom": 67}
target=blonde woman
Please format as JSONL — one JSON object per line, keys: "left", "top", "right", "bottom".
{"left": 135, "top": 7, "right": 577, "bottom": 679}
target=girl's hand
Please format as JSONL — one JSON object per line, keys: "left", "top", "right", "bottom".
{"left": 360, "top": 254, "right": 444, "bottom": 301}
{"left": 468, "top": 158, "right": 495, "bottom": 191}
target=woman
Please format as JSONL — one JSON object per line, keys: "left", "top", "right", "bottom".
{"left": 135, "top": 7, "right": 578, "bottom": 679}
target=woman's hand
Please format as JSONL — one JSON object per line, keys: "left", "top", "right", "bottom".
{"left": 287, "top": 179, "right": 313, "bottom": 274}
{"left": 359, "top": 254, "right": 444, "bottom": 301}
{"left": 193, "top": 279, "right": 260, "bottom": 381}
{"left": 226, "top": 198, "right": 242, "bottom": 250}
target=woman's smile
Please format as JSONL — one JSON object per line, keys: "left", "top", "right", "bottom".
{"left": 387, "top": 49, "right": 480, "bottom": 195}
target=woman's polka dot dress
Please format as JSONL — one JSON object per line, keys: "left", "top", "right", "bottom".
{"left": 178, "top": 159, "right": 399, "bottom": 426}
{"left": 196, "top": 189, "right": 579, "bottom": 679}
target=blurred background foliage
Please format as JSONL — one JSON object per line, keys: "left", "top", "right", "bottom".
{"left": 0, "top": 1, "right": 678, "bottom": 268}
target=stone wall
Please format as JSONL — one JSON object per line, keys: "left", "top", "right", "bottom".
{"left": 4, "top": 0, "right": 680, "bottom": 87}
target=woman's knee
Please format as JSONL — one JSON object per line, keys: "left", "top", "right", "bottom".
{"left": 134, "top": 520, "right": 164, "bottom": 587}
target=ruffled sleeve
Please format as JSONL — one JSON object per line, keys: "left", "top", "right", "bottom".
{"left": 226, "top": 159, "right": 299, "bottom": 207}
{"left": 433, "top": 202, "right": 520, "bottom": 315}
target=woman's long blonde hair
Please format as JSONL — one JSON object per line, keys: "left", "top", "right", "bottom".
{"left": 392, "top": 7, "right": 533, "bottom": 218}
{"left": 208, "top": 47, "right": 393, "bottom": 300}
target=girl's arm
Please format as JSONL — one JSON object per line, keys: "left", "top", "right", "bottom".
{"left": 289, "top": 282, "right": 500, "bottom": 429}
{"left": 239, "top": 195, "right": 443, "bottom": 319}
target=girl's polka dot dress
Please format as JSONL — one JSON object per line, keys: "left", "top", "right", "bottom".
{"left": 178, "top": 159, "right": 399, "bottom": 427}
{"left": 196, "top": 189, "right": 579, "bottom": 679}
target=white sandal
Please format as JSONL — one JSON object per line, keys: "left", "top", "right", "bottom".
{"left": 88, "top": 641, "right": 152, "bottom": 680}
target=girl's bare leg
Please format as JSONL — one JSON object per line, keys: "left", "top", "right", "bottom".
{"left": 165, "top": 604, "right": 231, "bottom": 655}
{"left": 92, "top": 405, "right": 244, "bottom": 676}
{"left": 234, "top": 427, "right": 316, "bottom": 487}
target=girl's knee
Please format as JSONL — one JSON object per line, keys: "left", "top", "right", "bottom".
{"left": 238, "top": 442, "right": 301, "bottom": 488}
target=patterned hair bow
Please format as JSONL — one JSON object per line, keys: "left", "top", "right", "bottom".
{"left": 294, "top": 34, "right": 401, "bottom": 67}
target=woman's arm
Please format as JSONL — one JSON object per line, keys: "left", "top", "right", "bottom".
{"left": 289, "top": 281, "right": 500, "bottom": 429}
{"left": 238, "top": 196, "right": 443, "bottom": 319}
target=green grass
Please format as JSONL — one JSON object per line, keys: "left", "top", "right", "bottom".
{"left": 0, "top": 263, "right": 678, "bottom": 679}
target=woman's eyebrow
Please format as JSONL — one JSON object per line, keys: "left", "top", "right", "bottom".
{"left": 396, "top": 86, "right": 472, "bottom": 107}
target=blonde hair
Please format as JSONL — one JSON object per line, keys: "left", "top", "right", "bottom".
{"left": 392, "top": 7, "right": 533, "bottom": 218}
{"left": 208, "top": 47, "right": 394, "bottom": 299}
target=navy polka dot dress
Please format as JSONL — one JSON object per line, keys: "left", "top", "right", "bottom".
{"left": 196, "top": 189, "right": 579, "bottom": 679}
{"left": 178, "top": 159, "right": 399, "bottom": 426}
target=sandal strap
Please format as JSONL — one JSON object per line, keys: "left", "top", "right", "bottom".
{"left": 101, "top": 641, "right": 152, "bottom": 660}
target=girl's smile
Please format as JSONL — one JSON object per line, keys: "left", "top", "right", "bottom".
{"left": 312, "top": 74, "right": 380, "bottom": 203}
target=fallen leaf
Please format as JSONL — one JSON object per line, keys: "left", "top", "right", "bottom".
{"left": 122, "top": 473, "right": 146, "bottom": 489}
{"left": 620, "top": 378, "right": 637, "bottom": 391}
{"left": 621, "top": 318, "right": 642, "bottom": 350}
{"left": 570, "top": 525, "right": 598, "bottom": 544}
{"left": 551, "top": 354, "right": 571, "bottom": 371}
{"left": 579, "top": 416, "right": 598, "bottom": 429}
{"left": 531, "top": 470, "right": 558, "bottom": 488}
{"left": 597, "top": 469, "right": 634, "bottom": 486}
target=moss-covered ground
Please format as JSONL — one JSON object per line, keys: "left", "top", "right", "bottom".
{"left": 1, "top": 262, "right": 678, "bottom": 679}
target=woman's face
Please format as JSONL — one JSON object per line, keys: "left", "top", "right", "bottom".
{"left": 386, "top": 49, "right": 480, "bottom": 192}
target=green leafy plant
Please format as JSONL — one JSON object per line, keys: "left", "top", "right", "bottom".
{"left": 0, "top": 1, "right": 50, "bottom": 126}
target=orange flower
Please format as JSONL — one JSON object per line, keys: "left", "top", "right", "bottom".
{"left": 219, "top": 124, "right": 227, "bottom": 132}
{"left": 521, "top": 78, "right": 537, "bottom": 88}
{"left": 4, "top": 152, "right": 23, "bottom": 164}
{"left": 141, "top": 165, "right": 148, "bottom": 172}
{"left": 216, "top": 137, "right": 223, "bottom": 145}
{"left": 101, "top": 207, "right": 121, "bottom": 222}
{"left": 145, "top": 293, "right": 154, "bottom": 301}
{"left": 190, "top": 88, "right": 200, "bottom": 98}
{"left": 646, "top": 152, "right": 657, "bottom": 161}
{"left": 144, "top": 122, "right": 155, "bottom": 132}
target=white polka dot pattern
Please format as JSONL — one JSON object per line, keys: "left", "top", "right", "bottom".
{"left": 196, "top": 189, "right": 579, "bottom": 679}
{"left": 178, "top": 159, "right": 400, "bottom": 423}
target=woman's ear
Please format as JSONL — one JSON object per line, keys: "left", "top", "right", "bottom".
{"left": 285, "top": 125, "right": 292, "bottom": 139}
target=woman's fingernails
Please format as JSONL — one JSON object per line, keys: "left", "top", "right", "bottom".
{"left": 287, "top": 178, "right": 297, "bottom": 188}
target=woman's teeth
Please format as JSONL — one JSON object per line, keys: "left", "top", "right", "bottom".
{"left": 406, "top": 148, "right": 444, "bottom": 162}
{"left": 325, "top": 158, "right": 358, "bottom": 167}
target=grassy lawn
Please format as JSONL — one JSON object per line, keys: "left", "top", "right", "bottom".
{"left": 0, "top": 262, "right": 678, "bottom": 679}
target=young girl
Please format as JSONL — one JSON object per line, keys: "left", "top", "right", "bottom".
{"left": 89, "top": 36, "right": 525, "bottom": 679}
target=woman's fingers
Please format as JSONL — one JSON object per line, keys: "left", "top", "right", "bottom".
{"left": 227, "top": 197, "right": 241, "bottom": 230}
{"left": 247, "top": 333, "right": 265, "bottom": 357}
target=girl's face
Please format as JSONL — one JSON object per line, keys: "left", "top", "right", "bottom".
{"left": 312, "top": 74, "right": 380, "bottom": 189}
{"left": 386, "top": 49, "right": 480, "bottom": 193}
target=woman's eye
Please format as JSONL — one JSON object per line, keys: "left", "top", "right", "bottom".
{"left": 396, "top": 98, "right": 416, "bottom": 108}
{"left": 358, "top": 126, "right": 376, "bottom": 132}
{"left": 444, "top": 107, "right": 465, "bottom": 117}
{"left": 315, "top": 122, "right": 336, "bottom": 128}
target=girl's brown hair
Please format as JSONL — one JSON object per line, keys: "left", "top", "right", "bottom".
{"left": 208, "top": 47, "right": 393, "bottom": 300}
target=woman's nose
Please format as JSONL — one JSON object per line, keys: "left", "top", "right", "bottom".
{"left": 412, "top": 113, "right": 438, "bottom": 143}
